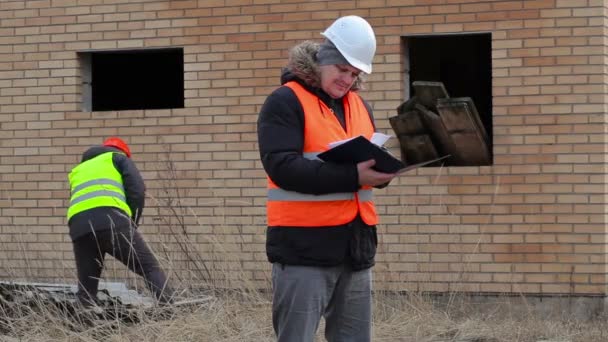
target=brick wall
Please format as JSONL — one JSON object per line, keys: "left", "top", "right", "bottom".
{"left": 0, "top": 0, "right": 605, "bottom": 295}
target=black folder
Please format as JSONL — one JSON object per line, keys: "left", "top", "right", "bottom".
{"left": 317, "top": 135, "right": 405, "bottom": 173}
{"left": 317, "top": 135, "right": 450, "bottom": 173}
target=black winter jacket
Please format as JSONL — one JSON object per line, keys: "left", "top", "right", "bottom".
{"left": 257, "top": 41, "right": 378, "bottom": 271}
{"left": 67, "top": 146, "right": 146, "bottom": 241}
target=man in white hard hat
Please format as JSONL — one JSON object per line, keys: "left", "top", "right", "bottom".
{"left": 257, "top": 15, "right": 397, "bottom": 342}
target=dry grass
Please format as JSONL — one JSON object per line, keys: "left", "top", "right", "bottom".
{"left": 0, "top": 288, "right": 607, "bottom": 342}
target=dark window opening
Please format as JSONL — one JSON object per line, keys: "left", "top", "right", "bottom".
{"left": 399, "top": 33, "right": 493, "bottom": 166}
{"left": 79, "top": 48, "right": 184, "bottom": 111}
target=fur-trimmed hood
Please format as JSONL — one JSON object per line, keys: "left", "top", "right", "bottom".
{"left": 281, "top": 40, "right": 363, "bottom": 92}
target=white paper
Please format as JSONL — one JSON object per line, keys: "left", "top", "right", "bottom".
{"left": 328, "top": 136, "right": 357, "bottom": 148}
{"left": 328, "top": 133, "right": 393, "bottom": 149}
{"left": 370, "top": 132, "right": 392, "bottom": 147}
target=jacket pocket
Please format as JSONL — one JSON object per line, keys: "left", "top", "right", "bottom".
{"left": 349, "top": 221, "right": 377, "bottom": 270}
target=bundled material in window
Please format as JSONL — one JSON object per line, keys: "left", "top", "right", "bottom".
{"left": 389, "top": 81, "right": 491, "bottom": 166}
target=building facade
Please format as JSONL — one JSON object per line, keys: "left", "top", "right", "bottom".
{"left": 0, "top": 0, "right": 606, "bottom": 298}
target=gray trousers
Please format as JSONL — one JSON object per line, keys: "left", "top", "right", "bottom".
{"left": 272, "top": 263, "right": 372, "bottom": 342}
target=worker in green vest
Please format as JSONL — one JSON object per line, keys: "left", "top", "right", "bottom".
{"left": 67, "top": 137, "right": 173, "bottom": 306}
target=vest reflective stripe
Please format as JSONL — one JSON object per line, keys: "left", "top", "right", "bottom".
{"left": 266, "top": 81, "right": 378, "bottom": 227}
{"left": 69, "top": 189, "right": 127, "bottom": 206}
{"left": 268, "top": 188, "right": 373, "bottom": 202}
{"left": 71, "top": 179, "right": 124, "bottom": 195}
{"left": 302, "top": 152, "right": 320, "bottom": 160}
{"left": 67, "top": 152, "right": 132, "bottom": 221}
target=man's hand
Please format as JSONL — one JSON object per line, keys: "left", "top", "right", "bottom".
{"left": 357, "top": 159, "right": 397, "bottom": 187}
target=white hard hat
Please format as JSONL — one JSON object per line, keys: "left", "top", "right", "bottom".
{"left": 320, "top": 15, "right": 376, "bottom": 74}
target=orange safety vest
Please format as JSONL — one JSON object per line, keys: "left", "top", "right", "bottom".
{"left": 266, "top": 81, "right": 379, "bottom": 227}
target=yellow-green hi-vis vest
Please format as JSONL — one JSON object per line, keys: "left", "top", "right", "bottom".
{"left": 67, "top": 152, "right": 132, "bottom": 221}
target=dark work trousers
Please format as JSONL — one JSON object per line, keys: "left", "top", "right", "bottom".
{"left": 72, "top": 224, "right": 173, "bottom": 306}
